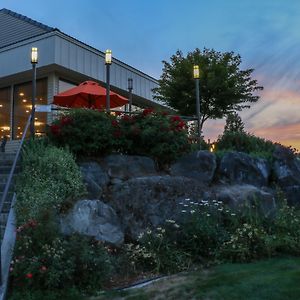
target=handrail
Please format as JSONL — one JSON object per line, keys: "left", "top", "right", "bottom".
{"left": 0, "top": 114, "right": 31, "bottom": 215}
{"left": 0, "top": 113, "right": 32, "bottom": 286}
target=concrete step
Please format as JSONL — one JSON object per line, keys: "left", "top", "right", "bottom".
{"left": 0, "top": 174, "right": 16, "bottom": 183}
{"left": 0, "top": 165, "right": 20, "bottom": 175}
{"left": 0, "top": 193, "right": 14, "bottom": 208}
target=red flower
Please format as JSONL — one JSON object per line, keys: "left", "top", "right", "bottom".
{"left": 115, "top": 111, "right": 122, "bottom": 116}
{"left": 171, "top": 115, "right": 182, "bottom": 122}
{"left": 111, "top": 120, "right": 118, "bottom": 127}
{"left": 121, "top": 115, "right": 132, "bottom": 122}
{"left": 113, "top": 130, "right": 122, "bottom": 138}
{"left": 50, "top": 124, "right": 61, "bottom": 136}
{"left": 60, "top": 116, "right": 73, "bottom": 126}
{"left": 40, "top": 266, "right": 47, "bottom": 272}
{"left": 142, "top": 108, "right": 154, "bottom": 116}
{"left": 26, "top": 273, "right": 33, "bottom": 279}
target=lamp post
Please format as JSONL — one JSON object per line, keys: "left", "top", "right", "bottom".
{"left": 128, "top": 78, "right": 133, "bottom": 114}
{"left": 105, "top": 49, "right": 112, "bottom": 113}
{"left": 31, "top": 47, "right": 38, "bottom": 138}
{"left": 193, "top": 65, "right": 201, "bottom": 150}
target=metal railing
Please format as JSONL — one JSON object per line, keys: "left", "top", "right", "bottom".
{"left": 0, "top": 113, "right": 32, "bottom": 287}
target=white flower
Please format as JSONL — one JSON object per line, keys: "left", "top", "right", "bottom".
{"left": 190, "top": 210, "right": 195, "bottom": 214}
{"left": 181, "top": 210, "right": 187, "bottom": 213}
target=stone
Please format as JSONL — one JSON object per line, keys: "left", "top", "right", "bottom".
{"left": 110, "top": 175, "right": 206, "bottom": 240}
{"left": 170, "top": 151, "right": 217, "bottom": 185}
{"left": 219, "top": 151, "right": 270, "bottom": 187}
{"left": 215, "top": 184, "right": 276, "bottom": 217}
{"left": 79, "top": 162, "right": 109, "bottom": 199}
{"left": 272, "top": 145, "right": 300, "bottom": 187}
{"left": 103, "top": 154, "right": 158, "bottom": 180}
{"left": 283, "top": 185, "right": 300, "bottom": 207}
{"left": 60, "top": 200, "right": 124, "bottom": 245}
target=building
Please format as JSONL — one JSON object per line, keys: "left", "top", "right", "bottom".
{"left": 0, "top": 8, "right": 162, "bottom": 139}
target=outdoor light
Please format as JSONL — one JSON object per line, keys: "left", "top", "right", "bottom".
{"left": 30, "top": 47, "right": 38, "bottom": 138}
{"left": 105, "top": 49, "right": 112, "bottom": 65}
{"left": 193, "top": 65, "right": 200, "bottom": 79}
{"left": 31, "top": 47, "right": 38, "bottom": 64}
{"left": 193, "top": 65, "right": 201, "bottom": 150}
{"left": 105, "top": 49, "right": 112, "bottom": 112}
{"left": 128, "top": 78, "right": 133, "bottom": 114}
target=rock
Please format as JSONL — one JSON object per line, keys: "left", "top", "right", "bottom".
{"left": 219, "top": 151, "right": 270, "bottom": 187}
{"left": 272, "top": 145, "right": 300, "bottom": 187}
{"left": 60, "top": 200, "right": 124, "bottom": 245}
{"left": 110, "top": 175, "right": 206, "bottom": 240}
{"left": 79, "top": 162, "right": 109, "bottom": 199}
{"left": 216, "top": 184, "right": 276, "bottom": 217}
{"left": 282, "top": 185, "right": 300, "bottom": 207}
{"left": 170, "top": 151, "right": 216, "bottom": 185}
{"left": 103, "top": 154, "right": 158, "bottom": 180}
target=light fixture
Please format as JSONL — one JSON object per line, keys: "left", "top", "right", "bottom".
{"left": 0, "top": 104, "right": 3, "bottom": 108}
{"left": 22, "top": 99, "right": 27, "bottom": 103}
{"left": 31, "top": 47, "right": 38, "bottom": 64}
{"left": 105, "top": 49, "right": 112, "bottom": 65}
{"left": 26, "top": 110, "right": 29, "bottom": 113}
{"left": 19, "top": 92, "right": 25, "bottom": 97}
{"left": 193, "top": 65, "right": 200, "bottom": 79}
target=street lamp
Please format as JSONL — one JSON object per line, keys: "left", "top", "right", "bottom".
{"left": 31, "top": 47, "right": 38, "bottom": 138}
{"left": 128, "top": 78, "right": 133, "bottom": 114}
{"left": 193, "top": 65, "right": 201, "bottom": 150}
{"left": 105, "top": 49, "right": 112, "bottom": 113}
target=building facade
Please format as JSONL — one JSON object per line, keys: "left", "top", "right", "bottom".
{"left": 0, "top": 8, "right": 161, "bottom": 139}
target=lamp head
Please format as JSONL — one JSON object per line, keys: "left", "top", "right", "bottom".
{"left": 193, "top": 65, "right": 200, "bottom": 79}
{"left": 105, "top": 49, "right": 112, "bottom": 65}
{"left": 31, "top": 47, "right": 38, "bottom": 64}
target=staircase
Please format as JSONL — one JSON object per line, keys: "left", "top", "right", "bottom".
{"left": 0, "top": 141, "right": 21, "bottom": 300}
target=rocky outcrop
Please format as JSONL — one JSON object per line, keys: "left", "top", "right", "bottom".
{"left": 79, "top": 162, "right": 109, "bottom": 199}
{"left": 170, "top": 151, "right": 216, "bottom": 185}
{"left": 215, "top": 184, "right": 276, "bottom": 217}
{"left": 219, "top": 152, "right": 270, "bottom": 187}
{"left": 103, "top": 154, "right": 158, "bottom": 181}
{"left": 110, "top": 176, "right": 206, "bottom": 239}
{"left": 60, "top": 200, "right": 124, "bottom": 245}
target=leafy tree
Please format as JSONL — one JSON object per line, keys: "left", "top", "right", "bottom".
{"left": 224, "top": 112, "right": 245, "bottom": 133}
{"left": 153, "top": 48, "right": 263, "bottom": 130}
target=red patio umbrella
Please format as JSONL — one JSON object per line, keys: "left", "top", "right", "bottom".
{"left": 53, "top": 81, "right": 128, "bottom": 109}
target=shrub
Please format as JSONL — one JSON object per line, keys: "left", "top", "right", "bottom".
{"left": 117, "top": 109, "right": 191, "bottom": 166}
{"left": 16, "top": 138, "right": 86, "bottom": 222}
{"left": 216, "top": 131, "right": 276, "bottom": 159}
{"left": 47, "top": 109, "right": 116, "bottom": 156}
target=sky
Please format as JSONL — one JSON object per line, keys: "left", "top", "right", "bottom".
{"left": 2, "top": 0, "right": 300, "bottom": 149}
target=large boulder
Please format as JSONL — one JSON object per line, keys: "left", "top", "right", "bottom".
{"left": 219, "top": 151, "right": 270, "bottom": 187}
{"left": 282, "top": 185, "right": 300, "bottom": 207}
{"left": 170, "top": 151, "right": 217, "bottom": 185}
{"left": 60, "top": 200, "right": 124, "bottom": 245}
{"left": 103, "top": 154, "right": 158, "bottom": 181}
{"left": 215, "top": 184, "right": 276, "bottom": 217}
{"left": 272, "top": 145, "right": 300, "bottom": 187}
{"left": 79, "top": 162, "right": 109, "bottom": 199}
{"left": 110, "top": 176, "right": 206, "bottom": 240}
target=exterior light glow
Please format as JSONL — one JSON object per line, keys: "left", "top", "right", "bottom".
{"left": 31, "top": 47, "right": 38, "bottom": 64}
{"left": 19, "top": 92, "right": 24, "bottom": 96}
{"left": 22, "top": 99, "right": 27, "bottom": 103}
{"left": 105, "top": 49, "right": 112, "bottom": 65}
{"left": 0, "top": 104, "right": 3, "bottom": 108}
{"left": 193, "top": 65, "right": 200, "bottom": 79}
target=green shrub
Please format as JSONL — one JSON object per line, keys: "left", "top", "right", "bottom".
{"left": 117, "top": 109, "right": 191, "bottom": 166}
{"left": 216, "top": 131, "right": 276, "bottom": 159}
{"left": 47, "top": 109, "right": 116, "bottom": 156}
{"left": 16, "top": 139, "right": 86, "bottom": 222}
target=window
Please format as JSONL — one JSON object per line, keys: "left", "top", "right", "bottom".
{"left": 0, "top": 87, "right": 11, "bottom": 139}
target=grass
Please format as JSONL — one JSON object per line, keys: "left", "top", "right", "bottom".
{"left": 91, "top": 257, "right": 300, "bottom": 300}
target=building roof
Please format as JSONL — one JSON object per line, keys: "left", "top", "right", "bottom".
{"left": 0, "top": 8, "right": 58, "bottom": 49}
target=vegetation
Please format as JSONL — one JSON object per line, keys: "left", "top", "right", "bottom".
{"left": 153, "top": 48, "right": 263, "bottom": 130}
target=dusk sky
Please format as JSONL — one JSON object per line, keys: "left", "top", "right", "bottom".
{"left": 2, "top": 0, "right": 300, "bottom": 149}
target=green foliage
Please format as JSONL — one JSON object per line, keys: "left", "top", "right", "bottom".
{"left": 16, "top": 139, "right": 86, "bottom": 222}
{"left": 10, "top": 219, "right": 112, "bottom": 292}
{"left": 224, "top": 112, "right": 245, "bottom": 133}
{"left": 153, "top": 48, "right": 263, "bottom": 130}
{"left": 48, "top": 109, "right": 116, "bottom": 156}
{"left": 117, "top": 109, "right": 191, "bottom": 166}
{"left": 216, "top": 131, "right": 276, "bottom": 159}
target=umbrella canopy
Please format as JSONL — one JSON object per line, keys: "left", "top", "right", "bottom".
{"left": 53, "top": 81, "right": 128, "bottom": 109}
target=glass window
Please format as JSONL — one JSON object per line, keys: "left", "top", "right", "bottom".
{"left": 59, "top": 79, "right": 77, "bottom": 93}
{"left": 0, "top": 87, "right": 11, "bottom": 139}
{"left": 13, "top": 79, "right": 47, "bottom": 139}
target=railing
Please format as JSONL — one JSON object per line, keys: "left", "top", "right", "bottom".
{"left": 0, "top": 113, "right": 32, "bottom": 292}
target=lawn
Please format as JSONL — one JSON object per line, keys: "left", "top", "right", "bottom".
{"left": 92, "top": 257, "right": 300, "bottom": 300}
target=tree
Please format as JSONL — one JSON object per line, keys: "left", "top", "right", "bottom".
{"left": 153, "top": 48, "right": 263, "bottom": 130}
{"left": 224, "top": 112, "right": 245, "bottom": 133}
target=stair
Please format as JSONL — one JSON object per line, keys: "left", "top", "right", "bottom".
{"left": 3, "top": 140, "right": 21, "bottom": 154}
{"left": 0, "top": 153, "right": 20, "bottom": 239}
